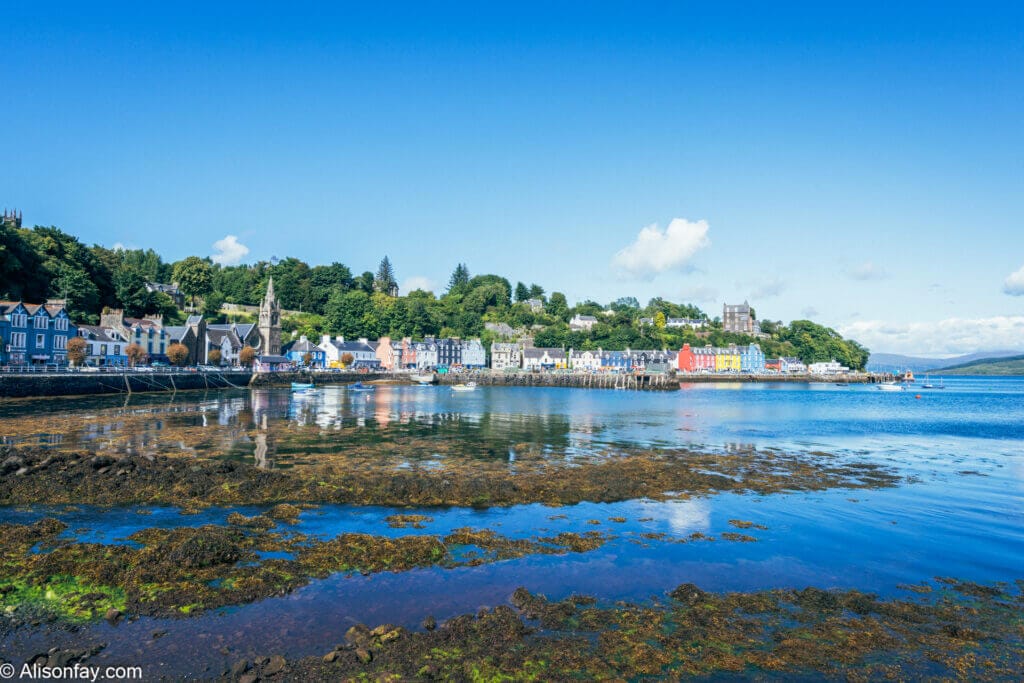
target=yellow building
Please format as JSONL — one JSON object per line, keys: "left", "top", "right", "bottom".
{"left": 715, "top": 346, "right": 741, "bottom": 372}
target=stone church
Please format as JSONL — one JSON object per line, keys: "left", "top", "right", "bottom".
{"left": 258, "top": 277, "right": 282, "bottom": 356}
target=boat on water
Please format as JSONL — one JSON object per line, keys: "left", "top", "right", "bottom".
{"left": 876, "top": 382, "right": 905, "bottom": 392}
{"left": 451, "top": 382, "right": 477, "bottom": 392}
{"left": 411, "top": 373, "right": 435, "bottom": 384}
{"left": 349, "top": 382, "right": 375, "bottom": 391}
{"left": 921, "top": 374, "right": 946, "bottom": 389}
{"left": 897, "top": 370, "right": 915, "bottom": 383}
{"left": 291, "top": 382, "right": 315, "bottom": 391}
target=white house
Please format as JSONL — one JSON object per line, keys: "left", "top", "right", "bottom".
{"left": 569, "top": 348, "right": 602, "bottom": 371}
{"left": 490, "top": 342, "right": 521, "bottom": 370}
{"left": 780, "top": 357, "right": 807, "bottom": 373}
{"left": 665, "top": 318, "right": 706, "bottom": 329}
{"left": 318, "top": 335, "right": 378, "bottom": 368}
{"left": 808, "top": 360, "right": 849, "bottom": 375}
{"left": 461, "top": 339, "right": 486, "bottom": 368}
{"left": 522, "top": 347, "right": 567, "bottom": 370}
{"left": 569, "top": 314, "right": 598, "bottom": 332}
{"left": 412, "top": 340, "right": 438, "bottom": 370}
{"left": 525, "top": 298, "right": 545, "bottom": 313}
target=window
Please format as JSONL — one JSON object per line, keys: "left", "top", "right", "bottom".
{"left": 113, "top": 345, "right": 120, "bottom": 355}
{"left": 100, "top": 344, "right": 107, "bottom": 355}
{"left": 35, "top": 316, "right": 47, "bottom": 329}
{"left": 55, "top": 318, "right": 68, "bottom": 331}
{"left": 54, "top": 336, "right": 67, "bottom": 350}
{"left": 12, "top": 313, "right": 27, "bottom": 327}
{"left": 10, "top": 332, "right": 26, "bottom": 348}
{"left": 35, "top": 334, "right": 45, "bottom": 348}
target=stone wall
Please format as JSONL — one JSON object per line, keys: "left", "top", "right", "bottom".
{"left": 0, "top": 371, "right": 253, "bottom": 399}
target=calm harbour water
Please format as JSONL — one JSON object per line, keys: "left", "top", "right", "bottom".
{"left": 1, "top": 377, "right": 1022, "bottom": 673}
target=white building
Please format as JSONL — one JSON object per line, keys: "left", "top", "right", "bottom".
{"left": 665, "top": 318, "right": 706, "bottom": 329}
{"left": 522, "top": 347, "right": 567, "bottom": 370}
{"left": 780, "top": 357, "right": 807, "bottom": 373}
{"left": 490, "top": 342, "right": 521, "bottom": 370}
{"left": 525, "top": 298, "right": 545, "bottom": 313}
{"left": 569, "top": 314, "right": 598, "bottom": 332}
{"left": 808, "top": 360, "right": 849, "bottom": 375}
{"left": 569, "top": 348, "right": 602, "bottom": 371}
{"left": 318, "top": 335, "right": 378, "bottom": 367}
{"left": 412, "top": 340, "right": 438, "bottom": 370}
{"left": 461, "top": 339, "right": 486, "bottom": 368}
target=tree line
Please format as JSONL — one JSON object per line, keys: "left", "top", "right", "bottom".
{"left": 0, "top": 222, "right": 869, "bottom": 369}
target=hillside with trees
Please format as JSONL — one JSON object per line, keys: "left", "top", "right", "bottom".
{"left": 0, "top": 222, "right": 869, "bottom": 369}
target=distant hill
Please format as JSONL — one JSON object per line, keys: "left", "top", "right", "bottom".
{"left": 934, "top": 354, "right": 1024, "bottom": 376}
{"left": 867, "top": 350, "right": 1024, "bottom": 373}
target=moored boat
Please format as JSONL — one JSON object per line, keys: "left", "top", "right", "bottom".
{"left": 876, "top": 382, "right": 905, "bottom": 392}
{"left": 451, "top": 382, "right": 477, "bottom": 392}
{"left": 291, "top": 382, "right": 315, "bottom": 391}
{"left": 349, "top": 381, "right": 375, "bottom": 391}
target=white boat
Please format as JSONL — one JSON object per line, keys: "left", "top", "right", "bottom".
{"left": 876, "top": 382, "right": 905, "bottom": 392}
{"left": 451, "top": 382, "right": 477, "bottom": 392}
{"left": 921, "top": 374, "right": 945, "bottom": 389}
{"left": 411, "top": 373, "right": 435, "bottom": 384}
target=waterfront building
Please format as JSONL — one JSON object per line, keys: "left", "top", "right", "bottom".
{"left": 282, "top": 335, "right": 326, "bottom": 368}
{"left": 254, "top": 355, "right": 293, "bottom": 372}
{"left": 780, "top": 357, "right": 807, "bottom": 373}
{"left": 400, "top": 338, "right": 417, "bottom": 369}
{"left": 740, "top": 343, "right": 766, "bottom": 373}
{"left": 318, "top": 336, "right": 379, "bottom": 368}
{"left": 601, "top": 350, "right": 631, "bottom": 372}
{"left": 0, "top": 300, "right": 75, "bottom": 366}
{"left": 723, "top": 301, "right": 755, "bottom": 334}
{"left": 101, "top": 309, "right": 171, "bottom": 364}
{"left": 765, "top": 358, "right": 781, "bottom": 372}
{"left": 522, "top": 347, "right": 567, "bottom": 370}
{"left": 411, "top": 340, "right": 438, "bottom": 370}
{"left": 374, "top": 336, "right": 402, "bottom": 370}
{"left": 569, "top": 348, "right": 602, "bottom": 371}
{"left": 461, "top": 339, "right": 486, "bottom": 368}
{"left": 434, "top": 337, "right": 462, "bottom": 368}
{"left": 808, "top": 359, "right": 849, "bottom": 375}
{"left": 525, "top": 298, "right": 544, "bottom": 313}
{"left": 715, "top": 345, "right": 742, "bottom": 372}
{"left": 490, "top": 342, "right": 521, "bottom": 370}
{"left": 569, "top": 314, "right": 598, "bottom": 332}
{"left": 76, "top": 325, "right": 128, "bottom": 366}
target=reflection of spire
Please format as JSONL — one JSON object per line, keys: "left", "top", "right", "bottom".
{"left": 254, "top": 414, "right": 274, "bottom": 470}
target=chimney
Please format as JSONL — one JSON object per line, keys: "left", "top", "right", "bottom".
{"left": 335, "top": 335, "right": 345, "bottom": 343}
{"left": 321, "top": 334, "right": 331, "bottom": 346}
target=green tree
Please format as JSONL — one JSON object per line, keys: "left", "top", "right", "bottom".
{"left": 374, "top": 256, "right": 398, "bottom": 296}
{"left": 528, "top": 284, "right": 545, "bottom": 300}
{"left": 202, "top": 290, "right": 227, "bottom": 321}
{"left": 325, "top": 289, "right": 371, "bottom": 338}
{"left": 172, "top": 256, "right": 213, "bottom": 308}
{"left": 514, "top": 281, "right": 529, "bottom": 302}
{"left": 113, "top": 267, "right": 152, "bottom": 317}
{"left": 448, "top": 263, "right": 471, "bottom": 294}
{"left": 546, "top": 292, "right": 569, "bottom": 320}
{"left": 356, "top": 271, "right": 375, "bottom": 294}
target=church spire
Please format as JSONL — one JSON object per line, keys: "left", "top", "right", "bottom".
{"left": 264, "top": 276, "right": 276, "bottom": 304}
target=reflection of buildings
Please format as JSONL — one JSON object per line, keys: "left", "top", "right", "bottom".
{"left": 253, "top": 414, "right": 275, "bottom": 470}
{"left": 723, "top": 442, "right": 756, "bottom": 454}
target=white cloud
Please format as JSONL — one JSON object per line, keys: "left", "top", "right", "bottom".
{"left": 749, "top": 277, "right": 786, "bottom": 299}
{"left": 1003, "top": 265, "right": 1024, "bottom": 295}
{"left": 839, "top": 316, "right": 1024, "bottom": 355}
{"left": 679, "top": 285, "right": 718, "bottom": 303}
{"left": 401, "top": 276, "right": 436, "bottom": 294}
{"left": 111, "top": 242, "right": 127, "bottom": 251}
{"left": 210, "top": 235, "right": 250, "bottom": 266}
{"left": 848, "top": 261, "right": 888, "bottom": 281}
{"left": 611, "top": 218, "right": 711, "bottom": 279}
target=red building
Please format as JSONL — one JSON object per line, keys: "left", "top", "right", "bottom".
{"left": 677, "top": 343, "right": 716, "bottom": 372}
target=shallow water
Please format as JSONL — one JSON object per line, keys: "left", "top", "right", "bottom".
{"left": 1, "top": 377, "right": 1022, "bottom": 675}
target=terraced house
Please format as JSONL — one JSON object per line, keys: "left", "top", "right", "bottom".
{"left": 0, "top": 300, "right": 75, "bottom": 366}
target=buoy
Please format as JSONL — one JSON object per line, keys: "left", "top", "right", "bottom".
{"left": 915, "top": 394, "right": 921, "bottom": 399}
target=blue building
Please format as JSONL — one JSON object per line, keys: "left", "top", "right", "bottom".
{"left": 76, "top": 325, "right": 129, "bottom": 366}
{"left": 740, "top": 343, "right": 766, "bottom": 373}
{"left": 601, "top": 350, "right": 631, "bottom": 371}
{"left": 282, "top": 335, "right": 326, "bottom": 368}
{"left": 0, "top": 300, "right": 76, "bottom": 366}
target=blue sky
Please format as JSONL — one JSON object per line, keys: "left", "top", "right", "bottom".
{"left": 3, "top": 2, "right": 1023, "bottom": 355}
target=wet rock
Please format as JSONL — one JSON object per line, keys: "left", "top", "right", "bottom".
{"left": 355, "top": 647, "right": 372, "bottom": 663}
{"left": 422, "top": 615, "right": 437, "bottom": 630}
{"left": 90, "top": 456, "right": 116, "bottom": 469}
{"left": 230, "top": 659, "right": 250, "bottom": 678}
{"left": 163, "top": 528, "right": 242, "bottom": 569}
{"left": 669, "top": 583, "right": 707, "bottom": 606}
{"left": 321, "top": 651, "right": 337, "bottom": 663}
{"left": 263, "top": 655, "right": 286, "bottom": 675}
{"left": 267, "top": 504, "right": 301, "bottom": 522}
{"left": 104, "top": 608, "right": 122, "bottom": 625}
{"left": 345, "top": 624, "right": 371, "bottom": 646}
{"left": 1, "top": 455, "right": 24, "bottom": 475}
{"left": 238, "top": 674, "right": 258, "bottom": 683}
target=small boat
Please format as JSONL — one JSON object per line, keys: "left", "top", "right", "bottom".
{"left": 349, "top": 382, "right": 375, "bottom": 392}
{"left": 921, "top": 374, "right": 946, "bottom": 389}
{"left": 411, "top": 373, "right": 435, "bottom": 384}
{"left": 291, "top": 382, "right": 315, "bottom": 391}
{"left": 451, "top": 382, "right": 477, "bottom": 392}
{"left": 876, "top": 382, "right": 905, "bottom": 392}
{"left": 897, "top": 370, "right": 915, "bottom": 383}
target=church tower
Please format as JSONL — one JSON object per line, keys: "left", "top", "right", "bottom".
{"left": 258, "top": 277, "right": 282, "bottom": 356}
